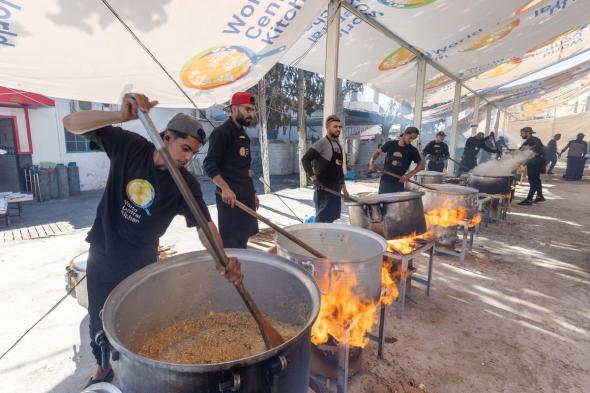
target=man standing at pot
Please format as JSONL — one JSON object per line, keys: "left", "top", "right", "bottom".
{"left": 204, "top": 92, "right": 259, "bottom": 248}
{"left": 457, "top": 132, "right": 498, "bottom": 175}
{"left": 561, "top": 133, "right": 588, "bottom": 181}
{"left": 301, "top": 114, "right": 349, "bottom": 223}
{"left": 518, "top": 126, "right": 546, "bottom": 205}
{"left": 369, "top": 126, "right": 425, "bottom": 193}
{"left": 63, "top": 93, "right": 242, "bottom": 387}
{"left": 546, "top": 133, "right": 561, "bottom": 175}
{"left": 422, "top": 131, "right": 449, "bottom": 172}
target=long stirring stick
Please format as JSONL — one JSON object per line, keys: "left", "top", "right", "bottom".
{"left": 136, "top": 108, "right": 284, "bottom": 349}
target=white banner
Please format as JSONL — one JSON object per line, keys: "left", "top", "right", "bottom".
{"left": 0, "top": 0, "right": 327, "bottom": 107}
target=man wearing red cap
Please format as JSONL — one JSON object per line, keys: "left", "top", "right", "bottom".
{"left": 204, "top": 92, "right": 259, "bottom": 248}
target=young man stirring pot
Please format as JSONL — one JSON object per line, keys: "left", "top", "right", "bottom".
{"left": 63, "top": 93, "right": 242, "bottom": 387}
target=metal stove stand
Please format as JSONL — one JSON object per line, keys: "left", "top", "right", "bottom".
{"left": 480, "top": 193, "right": 512, "bottom": 226}
{"left": 435, "top": 220, "right": 477, "bottom": 265}
{"left": 383, "top": 240, "right": 435, "bottom": 321}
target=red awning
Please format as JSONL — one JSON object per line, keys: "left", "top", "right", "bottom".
{"left": 0, "top": 87, "right": 55, "bottom": 107}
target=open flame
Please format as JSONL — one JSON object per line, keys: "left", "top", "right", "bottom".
{"left": 311, "top": 270, "right": 377, "bottom": 348}
{"left": 425, "top": 201, "right": 468, "bottom": 228}
{"left": 469, "top": 212, "right": 482, "bottom": 227}
{"left": 386, "top": 232, "right": 418, "bottom": 255}
{"left": 380, "top": 259, "right": 400, "bottom": 306}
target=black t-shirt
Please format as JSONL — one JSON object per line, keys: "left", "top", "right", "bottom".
{"left": 381, "top": 140, "right": 422, "bottom": 182}
{"left": 422, "top": 140, "right": 449, "bottom": 162}
{"left": 85, "top": 126, "right": 211, "bottom": 272}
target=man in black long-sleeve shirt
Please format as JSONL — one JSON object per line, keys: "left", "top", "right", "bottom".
{"left": 301, "top": 115, "right": 349, "bottom": 223}
{"left": 518, "top": 127, "right": 546, "bottom": 205}
{"left": 458, "top": 132, "right": 497, "bottom": 175}
{"left": 203, "top": 92, "right": 259, "bottom": 248}
{"left": 422, "top": 131, "right": 449, "bottom": 172}
{"left": 546, "top": 133, "right": 561, "bottom": 174}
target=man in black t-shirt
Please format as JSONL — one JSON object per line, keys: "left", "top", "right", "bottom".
{"left": 518, "top": 126, "right": 546, "bottom": 205}
{"left": 63, "top": 93, "right": 242, "bottom": 388}
{"left": 422, "top": 131, "right": 449, "bottom": 172}
{"left": 369, "top": 126, "right": 425, "bottom": 193}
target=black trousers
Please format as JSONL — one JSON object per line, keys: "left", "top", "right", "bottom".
{"left": 87, "top": 248, "right": 153, "bottom": 366}
{"left": 378, "top": 180, "right": 405, "bottom": 194}
{"left": 314, "top": 184, "right": 342, "bottom": 223}
{"left": 547, "top": 156, "right": 557, "bottom": 173}
{"left": 564, "top": 157, "right": 586, "bottom": 180}
{"left": 526, "top": 163, "right": 543, "bottom": 201}
{"left": 427, "top": 161, "right": 445, "bottom": 172}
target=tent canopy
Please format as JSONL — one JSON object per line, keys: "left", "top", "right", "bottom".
{"left": 1, "top": 0, "right": 589, "bottom": 117}
{"left": 0, "top": 87, "right": 55, "bottom": 107}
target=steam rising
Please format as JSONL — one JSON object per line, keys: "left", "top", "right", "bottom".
{"left": 472, "top": 149, "right": 535, "bottom": 176}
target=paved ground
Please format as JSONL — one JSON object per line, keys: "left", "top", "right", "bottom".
{"left": 0, "top": 169, "right": 589, "bottom": 393}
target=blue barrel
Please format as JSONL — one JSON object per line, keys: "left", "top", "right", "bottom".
{"left": 67, "top": 163, "right": 81, "bottom": 196}
{"left": 48, "top": 167, "right": 59, "bottom": 199}
{"left": 56, "top": 163, "right": 70, "bottom": 198}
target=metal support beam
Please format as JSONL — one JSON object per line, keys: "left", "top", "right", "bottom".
{"left": 322, "top": 0, "right": 341, "bottom": 130}
{"left": 413, "top": 58, "right": 427, "bottom": 148}
{"left": 297, "top": 69, "right": 307, "bottom": 188}
{"left": 257, "top": 77, "right": 271, "bottom": 193}
{"left": 484, "top": 105, "right": 492, "bottom": 135}
{"left": 448, "top": 82, "right": 462, "bottom": 175}
{"left": 493, "top": 107, "right": 501, "bottom": 134}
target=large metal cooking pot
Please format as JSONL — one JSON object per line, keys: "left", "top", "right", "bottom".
{"left": 413, "top": 171, "right": 444, "bottom": 185}
{"left": 422, "top": 184, "right": 479, "bottom": 219}
{"left": 275, "top": 223, "right": 386, "bottom": 302}
{"left": 102, "top": 249, "right": 320, "bottom": 393}
{"left": 467, "top": 174, "right": 513, "bottom": 195}
{"left": 346, "top": 192, "right": 427, "bottom": 239}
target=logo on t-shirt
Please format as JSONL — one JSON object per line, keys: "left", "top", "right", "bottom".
{"left": 125, "top": 179, "right": 155, "bottom": 218}
{"left": 393, "top": 152, "right": 403, "bottom": 158}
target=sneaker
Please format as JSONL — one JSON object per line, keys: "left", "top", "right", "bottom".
{"left": 534, "top": 196, "right": 546, "bottom": 202}
{"left": 518, "top": 199, "right": 533, "bottom": 206}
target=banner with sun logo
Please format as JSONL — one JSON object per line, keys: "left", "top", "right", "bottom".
{"left": 0, "top": 0, "right": 327, "bottom": 107}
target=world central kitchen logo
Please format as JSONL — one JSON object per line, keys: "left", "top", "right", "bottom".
{"left": 179, "top": 0, "right": 306, "bottom": 90}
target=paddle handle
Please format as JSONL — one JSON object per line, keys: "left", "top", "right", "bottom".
{"left": 318, "top": 185, "right": 361, "bottom": 203}
{"left": 380, "top": 169, "right": 438, "bottom": 191}
{"left": 231, "top": 198, "right": 326, "bottom": 258}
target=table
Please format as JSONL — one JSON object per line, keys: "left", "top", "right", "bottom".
{"left": 0, "top": 192, "right": 34, "bottom": 226}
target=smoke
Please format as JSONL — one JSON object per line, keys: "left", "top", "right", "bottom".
{"left": 471, "top": 149, "right": 535, "bottom": 176}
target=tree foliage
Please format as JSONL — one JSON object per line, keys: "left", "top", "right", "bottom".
{"left": 248, "top": 64, "right": 364, "bottom": 138}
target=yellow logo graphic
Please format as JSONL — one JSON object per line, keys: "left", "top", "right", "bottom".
{"left": 239, "top": 147, "right": 247, "bottom": 157}
{"left": 425, "top": 74, "right": 452, "bottom": 90}
{"left": 521, "top": 98, "right": 551, "bottom": 116}
{"left": 180, "top": 45, "right": 285, "bottom": 90}
{"left": 378, "top": 0, "right": 437, "bottom": 9}
{"left": 461, "top": 19, "right": 520, "bottom": 52}
{"left": 378, "top": 48, "right": 416, "bottom": 71}
{"left": 514, "top": 0, "right": 543, "bottom": 16}
{"left": 526, "top": 27, "right": 580, "bottom": 54}
{"left": 478, "top": 58, "right": 522, "bottom": 79}
{"left": 126, "top": 179, "right": 155, "bottom": 215}
{"left": 393, "top": 152, "right": 403, "bottom": 158}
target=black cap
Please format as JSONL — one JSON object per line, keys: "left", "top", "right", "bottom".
{"left": 326, "top": 114, "right": 341, "bottom": 126}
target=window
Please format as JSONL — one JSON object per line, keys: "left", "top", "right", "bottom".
{"left": 64, "top": 129, "right": 92, "bottom": 153}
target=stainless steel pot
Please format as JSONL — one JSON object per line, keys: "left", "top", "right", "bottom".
{"left": 346, "top": 192, "right": 427, "bottom": 239}
{"left": 102, "top": 249, "right": 320, "bottom": 393}
{"left": 467, "top": 174, "right": 513, "bottom": 195}
{"left": 275, "top": 223, "right": 386, "bottom": 302}
{"left": 64, "top": 252, "right": 88, "bottom": 309}
{"left": 422, "top": 184, "right": 479, "bottom": 220}
{"left": 414, "top": 171, "right": 444, "bottom": 185}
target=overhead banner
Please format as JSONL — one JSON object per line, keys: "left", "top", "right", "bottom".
{"left": 0, "top": 0, "right": 327, "bottom": 107}
{"left": 281, "top": 0, "right": 590, "bottom": 107}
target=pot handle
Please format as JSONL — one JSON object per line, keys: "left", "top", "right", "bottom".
{"left": 327, "top": 264, "right": 345, "bottom": 293}
{"left": 264, "top": 355, "right": 288, "bottom": 393}
{"left": 300, "top": 260, "right": 316, "bottom": 278}
{"left": 218, "top": 372, "right": 241, "bottom": 392}
{"left": 364, "top": 203, "right": 384, "bottom": 223}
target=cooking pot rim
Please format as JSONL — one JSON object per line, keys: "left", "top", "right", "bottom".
{"left": 423, "top": 184, "right": 479, "bottom": 195}
{"left": 469, "top": 173, "right": 515, "bottom": 179}
{"left": 102, "top": 249, "right": 321, "bottom": 372}
{"left": 275, "top": 223, "right": 387, "bottom": 263}
{"left": 345, "top": 191, "right": 424, "bottom": 206}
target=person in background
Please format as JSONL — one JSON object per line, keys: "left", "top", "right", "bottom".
{"left": 204, "top": 92, "right": 259, "bottom": 248}
{"left": 546, "top": 133, "right": 561, "bottom": 175}
{"left": 369, "top": 126, "right": 425, "bottom": 193}
{"left": 301, "top": 114, "right": 349, "bottom": 223}
{"left": 422, "top": 131, "right": 449, "bottom": 172}
{"left": 457, "top": 132, "right": 498, "bottom": 175}
{"left": 518, "top": 127, "right": 546, "bottom": 205}
{"left": 561, "top": 133, "right": 588, "bottom": 181}
{"left": 496, "top": 136, "right": 509, "bottom": 157}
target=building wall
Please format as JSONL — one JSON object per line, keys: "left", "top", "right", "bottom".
{"left": 27, "top": 98, "right": 199, "bottom": 191}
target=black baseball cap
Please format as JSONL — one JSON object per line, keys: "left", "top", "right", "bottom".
{"left": 436, "top": 131, "right": 446, "bottom": 136}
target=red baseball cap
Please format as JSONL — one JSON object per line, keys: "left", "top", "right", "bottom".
{"left": 230, "top": 92, "right": 255, "bottom": 106}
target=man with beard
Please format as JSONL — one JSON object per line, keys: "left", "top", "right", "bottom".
{"left": 422, "top": 131, "right": 449, "bottom": 172}
{"left": 518, "top": 126, "right": 546, "bottom": 205}
{"left": 204, "top": 92, "right": 259, "bottom": 248}
{"left": 301, "top": 115, "right": 349, "bottom": 223}
{"left": 457, "top": 132, "right": 498, "bottom": 175}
